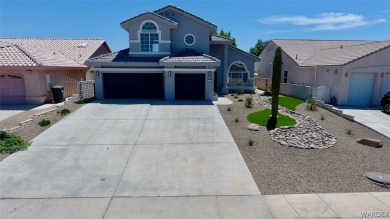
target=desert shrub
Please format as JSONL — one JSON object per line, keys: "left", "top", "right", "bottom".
{"left": 345, "top": 128, "right": 353, "bottom": 135}
{"left": 235, "top": 117, "right": 239, "bottom": 123}
{"left": 0, "top": 130, "right": 30, "bottom": 154}
{"left": 245, "top": 95, "right": 254, "bottom": 108}
{"left": 58, "top": 108, "right": 71, "bottom": 115}
{"left": 238, "top": 99, "right": 243, "bottom": 102}
{"left": 236, "top": 88, "right": 244, "bottom": 95}
{"left": 248, "top": 138, "right": 254, "bottom": 146}
{"left": 227, "top": 106, "right": 231, "bottom": 111}
{"left": 38, "top": 119, "right": 51, "bottom": 127}
{"left": 306, "top": 98, "right": 318, "bottom": 110}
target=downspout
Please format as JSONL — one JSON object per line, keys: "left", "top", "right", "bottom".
{"left": 222, "top": 44, "right": 229, "bottom": 94}
{"left": 314, "top": 65, "right": 317, "bottom": 87}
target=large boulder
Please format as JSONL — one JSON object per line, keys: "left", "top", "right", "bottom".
{"left": 357, "top": 138, "right": 383, "bottom": 148}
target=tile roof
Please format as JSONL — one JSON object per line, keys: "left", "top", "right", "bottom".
{"left": 0, "top": 43, "right": 36, "bottom": 67}
{"left": 154, "top": 5, "right": 217, "bottom": 29}
{"left": 228, "top": 45, "right": 261, "bottom": 61}
{"left": 160, "top": 49, "right": 220, "bottom": 63}
{"left": 211, "top": 35, "right": 233, "bottom": 42}
{"left": 0, "top": 38, "right": 108, "bottom": 67}
{"left": 87, "top": 48, "right": 163, "bottom": 63}
{"left": 272, "top": 39, "right": 390, "bottom": 66}
{"left": 120, "top": 11, "right": 178, "bottom": 26}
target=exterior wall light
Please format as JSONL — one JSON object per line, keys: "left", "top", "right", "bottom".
{"left": 345, "top": 72, "right": 348, "bottom": 78}
{"left": 95, "top": 70, "right": 100, "bottom": 77}
{"left": 168, "top": 71, "right": 171, "bottom": 77}
{"left": 208, "top": 71, "right": 212, "bottom": 78}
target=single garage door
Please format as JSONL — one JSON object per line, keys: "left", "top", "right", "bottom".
{"left": 0, "top": 74, "right": 26, "bottom": 104}
{"left": 348, "top": 73, "right": 375, "bottom": 105}
{"left": 175, "top": 74, "right": 205, "bottom": 100}
{"left": 103, "top": 73, "right": 164, "bottom": 99}
{"left": 383, "top": 73, "right": 390, "bottom": 95}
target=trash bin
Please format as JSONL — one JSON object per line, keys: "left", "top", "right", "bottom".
{"left": 51, "top": 85, "right": 64, "bottom": 103}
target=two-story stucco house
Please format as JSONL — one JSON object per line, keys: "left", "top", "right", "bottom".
{"left": 86, "top": 5, "right": 260, "bottom": 101}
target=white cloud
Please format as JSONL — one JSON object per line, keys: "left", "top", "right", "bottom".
{"left": 258, "top": 13, "right": 387, "bottom": 30}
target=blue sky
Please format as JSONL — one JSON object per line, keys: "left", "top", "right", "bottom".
{"left": 1, "top": 0, "right": 389, "bottom": 52}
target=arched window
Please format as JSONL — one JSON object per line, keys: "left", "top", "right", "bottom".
{"left": 228, "top": 62, "right": 249, "bottom": 86}
{"left": 140, "top": 21, "right": 159, "bottom": 52}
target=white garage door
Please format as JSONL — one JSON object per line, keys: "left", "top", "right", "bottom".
{"left": 0, "top": 74, "right": 26, "bottom": 104}
{"left": 348, "top": 73, "right": 375, "bottom": 106}
{"left": 383, "top": 72, "right": 390, "bottom": 95}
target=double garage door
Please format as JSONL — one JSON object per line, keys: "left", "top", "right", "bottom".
{"left": 103, "top": 73, "right": 205, "bottom": 100}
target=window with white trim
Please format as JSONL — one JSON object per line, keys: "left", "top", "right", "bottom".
{"left": 140, "top": 22, "right": 159, "bottom": 52}
{"left": 228, "top": 62, "right": 249, "bottom": 86}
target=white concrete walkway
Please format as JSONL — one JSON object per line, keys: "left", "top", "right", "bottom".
{"left": 265, "top": 192, "right": 390, "bottom": 219}
{"left": 0, "top": 100, "right": 272, "bottom": 218}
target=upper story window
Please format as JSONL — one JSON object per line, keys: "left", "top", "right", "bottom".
{"left": 140, "top": 21, "right": 159, "bottom": 52}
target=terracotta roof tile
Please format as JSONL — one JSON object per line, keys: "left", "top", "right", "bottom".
{"left": 0, "top": 38, "right": 108, "bottom": 67}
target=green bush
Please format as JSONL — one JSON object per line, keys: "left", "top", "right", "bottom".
{"left": 75, "top": 99, "right": 86, "bottom": 104}
{"left": 248, "top": 138, "right": 254, "bottom": 146}
{"left": 306, "top": 98, "right": 318, "bottom": 111}
{"left": 345, "top": 128, "right": 353, "bottom": 135}
{"left": 238, "top": 99, "right": 243, "bottom": 102}
{"left": 38, "top": 119, "right": 51, "bottom": 127}
{"left": 227, "top": 106, "right": 231, "bottom": 112}
{"left": 235, "top": 117, "right": 239, "bottom": 123}
{"left": 234, "top": 95, "right": 239, "bottom": 99}
{"left": 245, "top": 96, "right": 254, "bottom": 108}
{"left": 0, "top": 130, "right": 30, "bottom": 154}
{"left": 57, "top": 108, "right": 71, "bottom": 115}
{"left": 320, "top": 114, "right": 325, "bottom": 120}
{"left": 236, "top": 88, "right": 244, "bottom": 95}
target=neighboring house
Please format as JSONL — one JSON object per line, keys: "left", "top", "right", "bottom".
{"left": 257, "top": 39, "right": 390, "bottom": 106}
{"left": 86, "top": 5, "right": 259, "bottom": 101}
{"left": 0, "top": 38, "right": 111, "bottom": 104}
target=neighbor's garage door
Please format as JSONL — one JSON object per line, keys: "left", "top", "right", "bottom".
{"left": 103, "top": 73, "right": 164, "bottom": 99}
{"left": 348, "top": 73, "right": 375, "bottom": 105}
{"left": 175, "top": 74, "right": 205, "bottom": 100}
{"left": 383, "top": 73, "right": 390, "bottom": 95}
{"left": 0, "top": 75, "right": 26, "bottom": 104}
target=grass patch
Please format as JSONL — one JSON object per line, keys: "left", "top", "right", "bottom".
{"left": 0, "top": 131, "right": 30, "bottom": 154}
{"left": 267, "top": 96, "right": 305, "bottom": 111}
{"left": 247, "top": 109, "right": 297, "bottom": 128}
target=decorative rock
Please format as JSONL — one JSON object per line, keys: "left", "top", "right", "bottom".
{"left": 366, "top": 172, "right": 390, "bottom": 186}
{"left": 357, "top": 138, "right": 383, "bottom": 148}
{"left": 254, "top": 94, "right": 337, "bottom": 149}
{"left": 247, "top": 123, "right": 261, "bottom": 131}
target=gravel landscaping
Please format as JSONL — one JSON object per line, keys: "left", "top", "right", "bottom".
{"left": 0, "top": 102, "right": 84, "bottom": 162}
{"left": 218, "top": 93, "right": 390, "bottom": 194}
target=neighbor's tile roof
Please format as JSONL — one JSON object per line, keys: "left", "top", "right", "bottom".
{"left": 87, "top": 48, "right": 163, "bottom": 63}
{"left": 154, "top": 5, "right": 217, "bottom": 29}
{"left": 0, "top": 38, "right": 108, "bottom": 67}
{"left": 272, "top": 39, "right": 390, "bottom": 66}
{"left": 160, "top": 49, "right": 220, "bottom": 63}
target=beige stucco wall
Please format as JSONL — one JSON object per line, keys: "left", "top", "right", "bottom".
{"left": 340, "top": 47, "right": 390, "bottom": 105}
{"left": 257, "top": 42, "right": 390, "bottom": 105}
{"left": 0, "top": 68, "right": 87, "bottom": 104}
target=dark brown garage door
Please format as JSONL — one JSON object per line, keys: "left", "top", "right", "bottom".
{"left": 103, "top": 73, "right": 164, "bottom": 99}
{"left": 175, "top": 74, "right": 205, "bottom": 100}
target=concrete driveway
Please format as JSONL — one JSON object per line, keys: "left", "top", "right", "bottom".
{"left": 0, "top": 100, "right": 272, "bottom": 218}
{"left": 338, "top": 106, "right": 390, "bottom": 138}
{"left": 0, "top": 105, "right": 38, "bottom": 122}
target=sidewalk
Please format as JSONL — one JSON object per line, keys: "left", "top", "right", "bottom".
{"left": 265, "top": 192, "right": 390, "bottom": 218}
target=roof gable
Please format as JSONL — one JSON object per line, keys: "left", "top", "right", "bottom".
{"left": 120, "top": 12, "right": 178, "bottom": 31}
{"left": 271, "top": 39, "right": 390, "bottom": 66}
{"left": 154, "top": 5, "right": 217, "bottom": 32}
